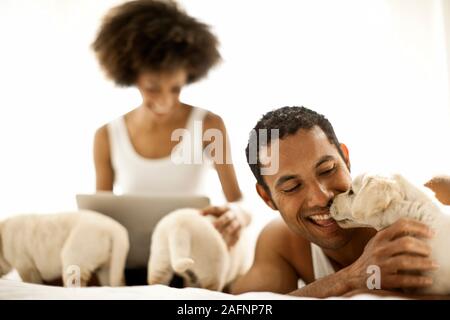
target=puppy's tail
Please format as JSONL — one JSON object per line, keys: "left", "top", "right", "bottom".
{"left": 109, "top": 225, "right": 130, "bottom": 286}
{"left": 169, "top": 227, "right": 194, "bottom": 273}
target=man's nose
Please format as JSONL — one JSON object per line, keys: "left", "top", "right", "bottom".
{"left": 306, "top": 181, "right": 333, "bottom": 208}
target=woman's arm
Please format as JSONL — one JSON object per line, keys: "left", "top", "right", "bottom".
{"left": 203, "top": 112, "right": 242, "bottom": 202}
{"left": 93, "top": 125, "right": 114, "bottom": 191}
{"left": 201, "top": 112, "right": 250, "bottom": 247}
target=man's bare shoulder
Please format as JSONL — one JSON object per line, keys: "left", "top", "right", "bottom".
{"left": 258, "top": 218, "right": 314, "bottom": 282}
{"left": 259, "top": 218, "right": 310, "bottom": 256}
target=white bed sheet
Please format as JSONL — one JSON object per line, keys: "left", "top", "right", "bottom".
{"left": 0, "top": 278, "right": 402, "bottom": 300}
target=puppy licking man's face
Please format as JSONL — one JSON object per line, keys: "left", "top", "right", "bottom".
{"left": 256, "top": 127, "right": 357, "bottom": 250}
{"left": 331, "top": 174, "right": 405, "bottom": 230}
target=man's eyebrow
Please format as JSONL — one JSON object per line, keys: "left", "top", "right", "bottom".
{"left": 315, "top": 155, "right": 336, "bottom": 168}
{"left": 275, "top": 174, "right": 298, "bottom": 188}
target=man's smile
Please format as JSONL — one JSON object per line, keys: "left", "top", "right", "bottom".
{"left": 302, "top": 210, "right": 342, "bottom": 232}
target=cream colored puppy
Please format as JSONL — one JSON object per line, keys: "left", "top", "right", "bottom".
{"left": 147, "top": 208, "right": 251, "bottom": 291}
{"left": 330, "top": 173, "right": 450, "bottom": 294}
{"left": 0, "top": 210, "right": 129, "bottom": 287}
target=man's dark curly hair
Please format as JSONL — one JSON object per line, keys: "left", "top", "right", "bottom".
{"left": 245, "top": 106, "right": 346, "bottom": 194}
{"left": 92, "top": 0, "right": 221, "bottom": 86}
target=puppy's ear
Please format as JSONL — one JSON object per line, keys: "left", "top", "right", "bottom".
{"left": 352, "top": 175, "right": 404, "bottom": 220}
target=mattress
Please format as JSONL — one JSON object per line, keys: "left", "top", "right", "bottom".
{"left": 0, "top": 278, "right": 401, "bottom": 300}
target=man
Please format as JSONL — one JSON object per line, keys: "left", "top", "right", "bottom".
{"left": 229, "top": 106, "right": 448, "bottom": 298}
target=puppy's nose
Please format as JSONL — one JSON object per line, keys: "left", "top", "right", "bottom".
{"left": 329, "top": 198, "right": 344, "bottom": 219}
{"left": 329, "top": 203, "right": 338, "bottom": 217}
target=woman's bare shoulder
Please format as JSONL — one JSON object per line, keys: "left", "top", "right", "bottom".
{"left": 197, "top": 108, "right": 223, "bottom": 129}
{"left": 94, "top": 124, "right": 108, "bottom": 143}
{"left": 94, "top": 109, "right": 134, "bottom": 141}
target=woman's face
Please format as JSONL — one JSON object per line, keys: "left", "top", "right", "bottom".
{"left": 136, "top": 69, "right": 188, "bottom": 119}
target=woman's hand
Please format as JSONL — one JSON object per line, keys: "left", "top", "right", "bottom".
{"left": 200, "top": 205, "right": 250, "bottom": 248}
{"left": 425, "top": 175, "right": 450, "bottom": 205}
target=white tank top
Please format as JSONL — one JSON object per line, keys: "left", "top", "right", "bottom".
{"left": 311, "top": 242, "right": 335, "bottom": 280}
{"left": 107, "top": 107, "right": 210, "bottom": 195}
{"left": 298, "top": 243, "right": 336, "bottom": 288}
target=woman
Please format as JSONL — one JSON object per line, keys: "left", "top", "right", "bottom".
{"left": 91, "top": 0, "right": 250, "bottom": 285}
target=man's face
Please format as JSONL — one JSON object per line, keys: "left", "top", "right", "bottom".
{"left": 258, "top": 126, "right": 355, "bottom": 249}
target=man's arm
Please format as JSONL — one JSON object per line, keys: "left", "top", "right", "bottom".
{"left": 229, "top": 221, "right": 299, "bottom": 294}
{"left": 290, "top": 218, "right": 437, "bottom": 298}
{"left": 288, "top": 269, "right": 353, "bottom": 298}
{"left": 229, "top": 220, "right": 359, "bottom": 297}
{"left": 230, "top": 218, "right": 437, "bottom": 298}
{"left": 231, "top": 243, "right": 354, "bottom": 298}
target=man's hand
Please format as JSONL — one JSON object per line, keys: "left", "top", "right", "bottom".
{"left": 201, "top": 205, "right": 246, "bottom": 248}
{"left": 425, "top": 175, "right": 450, "bottom": 205}
{"left": 344, "top": 218, "right": 438, "bottom": 291}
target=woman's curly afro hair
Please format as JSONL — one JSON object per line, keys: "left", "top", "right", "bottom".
{"left": 92, "top": 0, "right": 221, "bottom": 86}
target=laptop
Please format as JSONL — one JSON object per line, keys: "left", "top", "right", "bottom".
{"left": 76, "top": 193, "right": 210, "bottom": 269}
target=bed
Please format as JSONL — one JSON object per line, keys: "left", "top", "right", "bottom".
{"left": 0, "top": 272, "right": 400, "bottom": 300}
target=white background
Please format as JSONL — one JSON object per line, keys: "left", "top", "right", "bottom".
{"left": 0, "top": 0, "right": 449, "bottom": 234}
